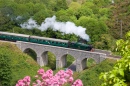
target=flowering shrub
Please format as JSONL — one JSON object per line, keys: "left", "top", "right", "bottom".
{"left": 16, "top": 68, "right": 83, "bottom": 86}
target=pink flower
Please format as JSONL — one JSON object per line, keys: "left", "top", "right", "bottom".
{"left": 68, "top": 77, "right": 74, "bottom": 83}
{"left": 59, "top": 78, "right": 67, "bottom": 85}
{"left": 23, "top": 76, "right": 31, "bottom": 85}
{"left": 46, "top": 69, "right": 53, "bottom": 78}
{"left": 72, "top": 79, "right": 83, "bottom": 86}
{"left": 15, "top": 79, "right": 25, "bottom": 86}
{"left": 37, "top": 68, "right": 44, "bottom": 75}
{"left": 16, "top": 68, "right": 83, "bottom": 86}
{"left": 36, "top": 79, "right": 41, "bottom": 84}
{"left": 65, "top": 69, "right": 73, "bottom": 77}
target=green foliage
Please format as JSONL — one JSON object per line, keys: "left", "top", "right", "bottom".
{"left": 100, "top": 31, "right": 130, "bottom": 86}
{"left": 65, "top": 54, "right": 75, "bottom": 67}
{"left": 0, "top": 42, "right": 40, "bottom": 85}
{"left": 77, "top": 16, "right": 108, "bottom": 43}
{"left": 87, "top": 58, "right": 96, "bottom": 68}
{"left": 107, "top": 0, "right": 130, "bottom": 39}
{"left": 47, "top": 52, "right": 56, "bottom": 70}
{"left": 94, "top": 34, "right": 116, "bottom": 50}
{"left": 54, "top": 0, "right": 68, "bottom": 11}
{"left": 0, "top": 51, "right": 12, "bottom": 86}
{"left": 24, "top": 48, "right": 37, "bottom": 61}
{"left": 77, "top": 59, "right": 116, "bottom": 86}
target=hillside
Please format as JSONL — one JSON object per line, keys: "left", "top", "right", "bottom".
{"left": 0, "top": 42, "right": 40, "bottom": 85}
{"left": 0, "top": 41, "right": 117, "bottom": 86}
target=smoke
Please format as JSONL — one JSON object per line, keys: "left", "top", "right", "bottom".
{"left": 20, "top": 16, "right": 89, "bottom": 41}
{"left": 111, "top": 0, "right": 114, "bottom": 3}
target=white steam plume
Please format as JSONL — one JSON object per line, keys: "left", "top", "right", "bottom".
{"left": 20, "top": 16, "right": 89, "bottom": 41}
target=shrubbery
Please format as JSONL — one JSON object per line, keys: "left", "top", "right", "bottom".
{"left": 0, "top": 53, "right": 12, "bottom": 86}
{"left": 100, "top": 31, "right": 130, "bottom": 86}
{"left": 78, "top": 59, "right": 116, "bottom": 86}
{"left": 0, "top": 42, "right": 40, "bottom": 85}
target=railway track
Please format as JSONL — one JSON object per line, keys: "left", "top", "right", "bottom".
{"left": 94, "top": 49, "right": 121, "bottom": 60}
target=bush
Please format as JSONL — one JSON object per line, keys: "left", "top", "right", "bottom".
{"left": 0, "top": 50, "right": 12, "bottom": 86}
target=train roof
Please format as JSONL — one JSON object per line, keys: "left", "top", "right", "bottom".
{"left": 0, "top": 31, "right": 69, "bottom": 43}
{"left": 0, "top": 31, "right": 30, "bottom": 37}
{"left": 30, "top": 36, "right": 69, "bottom": 43}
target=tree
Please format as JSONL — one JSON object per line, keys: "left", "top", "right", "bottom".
{"left": 54, "top": 0, "right": 68, "bottom": 11}
{"left": 56, "top": 10, "right": 70, "bottom": 22}
{"left": 77, "top": 16, "right": 108, "bottom": 43}
{"left": 33, "top": 9, "right": 50, "bottom": 24}
{"left": 76, "top": 2, "right": 94, "bottom": 17}
{"left": 100, "top": 31, "right": 130, "bottom": 86}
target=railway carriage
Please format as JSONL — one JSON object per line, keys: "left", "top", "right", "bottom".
{"left": 68, "top": 42, "right": 93, "bottom": 51}
{"left": 0, "top": 31, "right": 29, "bottom": 42}
{"left": 0, "top": 31, "right": 93, "bottom": 51}
{"left": 30, "top": 36, "right": 69, "bottom": 47}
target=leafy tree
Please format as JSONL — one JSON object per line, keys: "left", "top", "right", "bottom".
{"left": 100, "top": 31, "right": 130, "bottom": 86}
{"left": 94, "top": 34, "right": 116, "bottom": 50}
{"left": 33, "top": 9, "right": 50, "bottom": 24}
{"left": 77, "top": 16, "right": 108, "bottom": 43}
{"left": 68, "top": 2, "right": 81, "bottom": 19}
{"left": 54, "top": 0, "right": 68, "bottom": 11}
{"left": 77, "top": 6, "right": 93, "bottom": 17}
{"left": 56, "top": 10, "right": 70, "bottom": 22}
{"left": 68, "top": 2, "right": 81, "bottom": 11}
{"left": 107, "top": 0, "right": 130, "bottom": 39}
{"left": 76, "top": 2, "right": 94, "bottom": 17}
{"left": 92, "top": 0, "right": 111, "bottom": 7}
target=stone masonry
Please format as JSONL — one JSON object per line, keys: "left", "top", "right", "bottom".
{"left": 16, "top": 41, "right": 106, "bottom": 72}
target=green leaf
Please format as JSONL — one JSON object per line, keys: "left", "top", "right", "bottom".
{"left": 114, "top": 83, "right": 121, "bottom": 86}
{"left": 118, "top": 69, "right": 124, "bottom": 77}
{"left": 109, "top": 74, "right": 115, "bottom": 78}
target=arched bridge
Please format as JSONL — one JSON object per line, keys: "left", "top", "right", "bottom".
{"left": 16, "top": 41, "right": 106, "bottom": 72}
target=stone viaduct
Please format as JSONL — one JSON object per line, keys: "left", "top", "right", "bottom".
{"left": 16, "top": 41, "right": 106, "bottom": 72}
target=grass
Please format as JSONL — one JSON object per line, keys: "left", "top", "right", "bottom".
{"left": 87, "top": 58, "right": 96, "bottom": 68}
{"left": 65, "top": 54, "right": 75, "bottom": 67}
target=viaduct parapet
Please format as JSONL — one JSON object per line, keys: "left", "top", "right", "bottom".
{"left": 16, "top": 41, "right": 106, "bottom": 72}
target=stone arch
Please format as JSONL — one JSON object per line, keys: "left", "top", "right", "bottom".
{"left": 81, "top": 58, "right": 87, "bottom": 70}
{"left": 60, "top": 54, "right": 67, "bottom": 68}
{"left": 60, "top": 54, "right": 75, "bottom": 68}
{"left": 89, "top": 56, "right": 100, "bottom": 64}
{"left": 41, "top": 51, "right": 48, "bottom": 66}
{"left": 23, "top": 48, "right": 37, "bottom": 61}
{"left": 41, "top": 51, "right": 56, "bottom": 70}
{"left": 80, "top": 56, "right": 98, "bottom": 70}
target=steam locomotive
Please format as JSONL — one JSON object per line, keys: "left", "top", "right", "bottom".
{"left": 0, "top": 31, "right": 93, "bottom": 51}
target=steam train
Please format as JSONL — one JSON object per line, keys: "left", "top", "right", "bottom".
{"left": 0, "top": 31, "right": 93, "bottom": 51}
